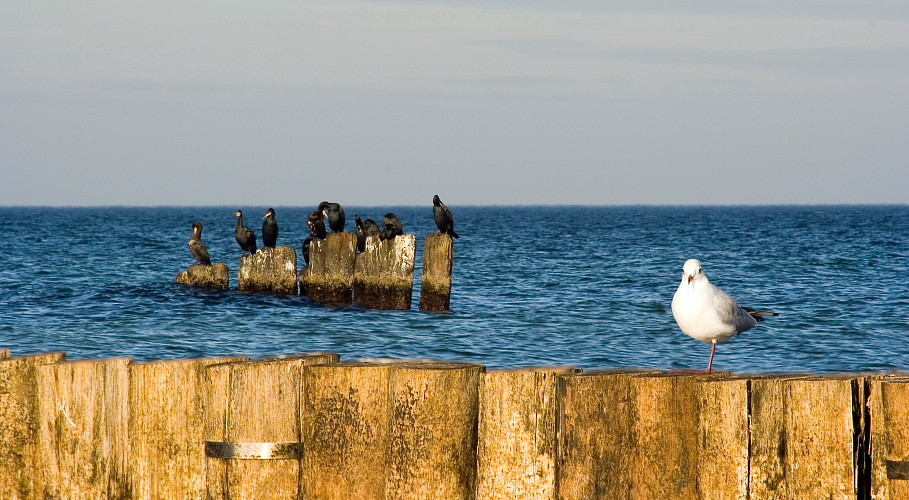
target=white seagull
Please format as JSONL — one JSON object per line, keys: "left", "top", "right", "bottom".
{"left": 671, "top": 259, "right": 778, "bottom": 373}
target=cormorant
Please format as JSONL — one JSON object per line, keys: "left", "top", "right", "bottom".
{"left": 188, "top": 221, "right": 212, "bottom": 265}
{"left": 380, "top": 213, "right": 403, "bottom": 241}
{"left": 307, "top": 210, "right": 327, "bottom": 239}
{"left": 432, "top": 195, "right": 460, "bottom": 238}
{"left": 303, "top": 210, "right": 327, "bottom": 265}
{"left": 234, "top": 210, "right": 257, "bottom": 254}
{"left": 318, "top": 201, "right": 346, "bottom": 232}
{"left": 262, "top": 208, "right": 278, "bottom": 248}
{"left": 354, "top": 214, "right": 381, "bottom": 252}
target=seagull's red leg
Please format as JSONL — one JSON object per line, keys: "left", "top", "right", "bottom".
{"left": 706, "top": 341, "right": 717, "bottom": 374}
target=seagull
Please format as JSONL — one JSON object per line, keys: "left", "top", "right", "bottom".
{"left": 671, "top": 259, "right": 778, "bottom": 373}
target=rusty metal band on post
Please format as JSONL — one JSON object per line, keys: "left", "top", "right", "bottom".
{"left": 887, "top": 460, "right": 909, "bottom": 480}
{"left": 205, "top": 441, "right": 305, "bottom": 460}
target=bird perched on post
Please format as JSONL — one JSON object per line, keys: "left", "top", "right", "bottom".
{"left": 307, "top": 210, "right": 327, "bottom": 240}
{"left": 432, "top": 195, "right": 460, "bottom": 238}
{"left": 234, "top": 210, "right": 257, "bottom": 254}
{"left": 354, "top": 214, "right": 381, "bottom": 252}
{"left": 671, "top": 259, "right": 777, "bottom": 373}
{"left": 318, "top": 201, "right": 346, "bottom": 233}
{"left": 262, "top": 208, "right": 278, "bottom": 248}
{"left": 188, "top": 221, "right": 212, "bottom": 266}
{"left": 302, "top": 210, "right": 327, "bottom": 265}
{"left": 380, "top": 213, "right": 403, "bottom": 241}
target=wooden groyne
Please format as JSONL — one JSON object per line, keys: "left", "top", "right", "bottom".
{"left": 1, "top": 351, "right": 907, "bottom": 498}
{"left": 180, "top": 232, "right": 454, "bottom": 311}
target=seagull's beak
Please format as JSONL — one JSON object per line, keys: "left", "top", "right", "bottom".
{"left": 687, "top": 274, "right": 694, "bottom": 284}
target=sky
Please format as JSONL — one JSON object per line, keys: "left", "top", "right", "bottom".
{"left": 1, "top": 1, "right": 907, "bottom": 206}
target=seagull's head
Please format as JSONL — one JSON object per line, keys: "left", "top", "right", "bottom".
{"left": 682, "top": 259, "right": 704, "bottom": 285}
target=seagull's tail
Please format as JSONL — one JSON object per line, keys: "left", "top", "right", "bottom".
{"left": 744, "top": 307, "right": 779, "bottom": 322}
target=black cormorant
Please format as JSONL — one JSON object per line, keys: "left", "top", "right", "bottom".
{"left": 318, "top": 201, "right": 346, "bottom": 232}
{"left": 354, "top": 214, "right": 381, "bottom": 252}
{"left": 262, "top": 208, "right": 278, "bottom": 248}
{"left": 234, "top": 210, "right": 257, "bottom": 254}
{"left": 380, "top": 213, "right": 403, "bottom": 241}
{"left": 189, "top": 221, "right": 212, "bottom": 265}
{"left": 432, "top": 195, "right": 460, "bottom": 238}
{"left": 307, "top": 210, "right": 327, "bottom": 239}
{"left": 303, "top": 210, "right": 327, "bottom": 265}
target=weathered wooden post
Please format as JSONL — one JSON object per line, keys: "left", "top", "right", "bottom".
{"left": 477, "top": 367, "right": 579, "bottom": 499}
{"left": 0, "top": 352, "right": 65, "bottom": 498}
{"left": 556, "top": 370, "right": 658, "bottom": 498}
{"left": 354, "top": 234, "right": 416, "bottom": 309}
{"left": 34, "top": 358, "right": 132, "bottom": 499}
{"left": 0, "top": 349, "right": 9, "bottom": 359}
{"left": 386, "top": 361, "right": 483, "bottom": 498}
{"left": 302, "top": 233, "right": 357, "bottom": 303}
{"left": 869, "top": 376, "right": 909, "bottom": 499}
{"left": 176, "top": 263, "right": 230, "bottom": 289}
{"left": 238, "top": 246, "right": 298, "bottom": 294}
{"left": 303, "top": 361, "right": 395, "bottom": 498}
{"left": 697, "top": 376, "right": 752, "bottom": 500}
{"left": 129, "top": 357, "right": 248, "bottom": 499}
{"left": 629, "top": 372, "right": 720, "bottom": 499}
{"left": 419, "top": 232, "right": 454, "bottom": 312}
{"left": 302, "top": 360, "right": 483, "bottom": 499}
{"left": 749, "top": 375, "right": 860, "bottom": 498}
{"left": 204, "top": 353, "right": 339, "bottom": 499}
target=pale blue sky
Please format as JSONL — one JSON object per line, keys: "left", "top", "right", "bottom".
{"left": 2, "top": 1, "right": 907, "bottom": 206}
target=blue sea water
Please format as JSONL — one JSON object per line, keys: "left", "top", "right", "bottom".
{"left": 0, "top": 205, "right": 907, "bottom": 374}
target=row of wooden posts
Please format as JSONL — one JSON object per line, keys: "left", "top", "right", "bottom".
{"left": 176, "top": 232, "right": 454, "bottom": 311}
{"left": 2, "top": 348, "right": 909, "bottom": 499}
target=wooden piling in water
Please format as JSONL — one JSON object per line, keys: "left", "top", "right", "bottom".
{"left": 869, "top": 376, "right": 909, "bottom": 499}
{"left": 129, "top": 357, "right": 248, "bottom": 499}
{"left": 238, "top": 247, "right": 299, "bottom": 295}
{"left": 302, "top": 233, "right": 357, "bottom": 303}
{"left": 176, "top": 263, "right": 230, "bottom": 290}
{"left": 419, "top": 232, "right": 454, "bottom": 312}
{"left": 354, "top": 234, "right": 416, "bottom": 309}
{"left": 749, "top": 375, "right": 859, "bottom": 499}
{"left": 204, "top": 353, "right": 339, "bottom": 500}
{"left": 477, "top": 366, "right": 579, "bottom": 499}
{"left": 0, "top": 352, "right": 65, "bottom": 499}
{"left": 35, "top": 358, "right": 132, "bottom": 499}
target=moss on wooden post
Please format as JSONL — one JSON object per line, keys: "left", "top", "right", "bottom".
{"left": 176, "top": 263, "right": 230, "bottom": 290}
{"left": 238, "top": 246, "right": 298, "bottom": 295}
{"left": 0, "top": 353, "right": 65, "bottom": 498}
{"left": 477, "top": 367, "right": 579, "bottom": 499}
{"left": 302, "top": 233, "right": 357, "bottom": 303}
{"left": 419, "top": 232, "right": 454, "bottom": 312}
{"left": 35, "top": 358, "right": 132, "bottom": 499}
{"left": 129, "top": 357, "right": 247, "bottom": 499}
{"left": 354, "top": 234, "right": 416, "bottom": 310}
{"left": 750, "top": 376, "right": 859, "bottom": 499}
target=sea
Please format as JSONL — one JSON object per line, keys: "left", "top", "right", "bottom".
{"left": 1, "top": 205, "right": 907, "bottom": 374}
